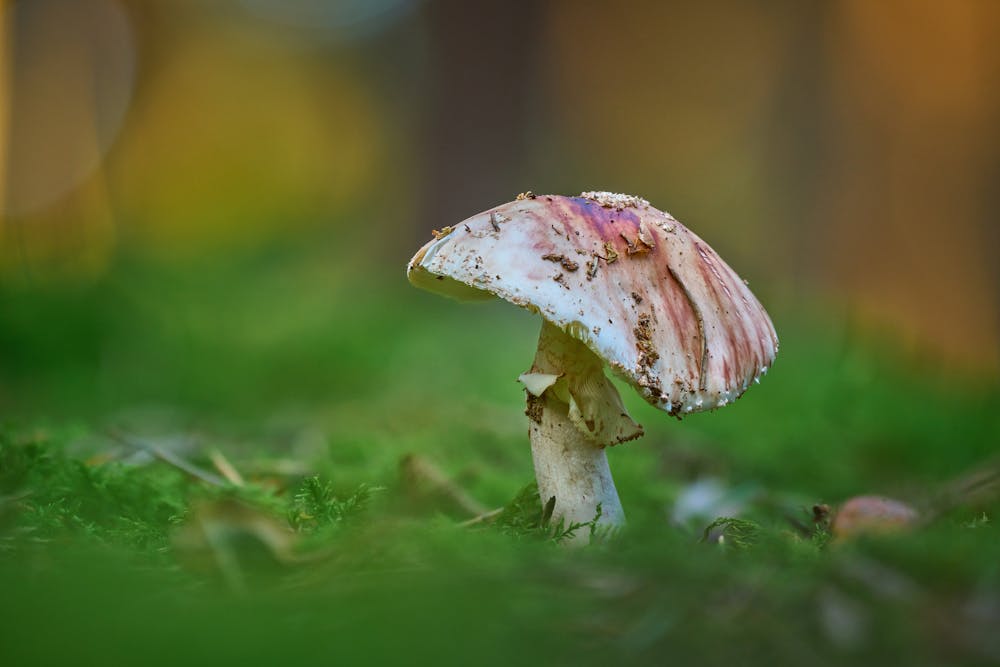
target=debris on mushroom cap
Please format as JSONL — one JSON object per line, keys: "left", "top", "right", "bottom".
{"left": 581, "top": 191, "right": 649, "bottom": 210}
{"left": 541, "top": 253, "right": 580, "bottom": 272}
{"left": 407, "top": 193, "right": 779, "bottom": 416}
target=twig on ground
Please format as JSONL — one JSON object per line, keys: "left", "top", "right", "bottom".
{"left": 458, "top": 507, "right": 505, "bottom": 527}
{"left": 107, "top": 429, "right": 228, "bottom": 487}
{"left": 399, "top": 453, "right": 489, "bottom": 517}
{"left": 209, "top": 448, "right": 246, "bottom": 487}
{"left": 929, "top": 458, "right": 1000, "bottom": 517}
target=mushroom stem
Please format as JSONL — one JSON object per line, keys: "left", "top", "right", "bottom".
{"left": 528, "top": 392, "right": 625, "bottom": 539}
{"left": 523, "top": 321, "right": 639, "bottom": 541}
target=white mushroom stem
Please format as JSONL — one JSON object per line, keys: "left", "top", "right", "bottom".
{"left": 528, "top": 397, "right": 624, "bottom": 537}
{"left": 521, "top": 321, "right": 643, "bottom": 541}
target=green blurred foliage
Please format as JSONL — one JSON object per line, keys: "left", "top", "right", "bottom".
{"left": 1, "top": 243, "right": 997, "bottom": 665}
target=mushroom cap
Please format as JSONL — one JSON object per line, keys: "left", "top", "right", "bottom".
{"left": 407, "top": 192, "right": 778, "bottom": 416}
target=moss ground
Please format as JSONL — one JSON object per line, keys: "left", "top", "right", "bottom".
{"left": 1, "top": 244, "right": 997, "bottom": 665}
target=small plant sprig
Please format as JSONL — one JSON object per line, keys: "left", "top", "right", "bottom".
{"left": 701, "top": 517, "right": 762, "bottom": 550}
{"left": 286, "top": 476, "right": 381, "bottom": 533}
{"left": 545, "top": 502, "right": 606, "bottom": 545}
{"left": 0, "top": 437, "right": 187, "bottom": 553}
{"left": 493, "top": 483, "right": 608, "bottom": 545}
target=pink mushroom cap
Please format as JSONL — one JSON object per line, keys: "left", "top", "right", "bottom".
{"left": 408, "top": 191, "right": 779, "bottom": 416}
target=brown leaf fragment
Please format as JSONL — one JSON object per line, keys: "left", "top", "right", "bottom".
{"left": 602, "top": 242, "right": 619, "bottom": 264}
{"left": 831, "top": 496, "right": 919, "bottom": 541}
{"left": 630, "top": 242, "right": 652, "bottom": 255}
{"left": 637, "top": 221, "right": 656, "bottom": 250}
{"left": 586, "top": 257, "right": 599, "bottom": 280}
{"left": 634, "top": 313, "right": 661, "bottom": 368}
{"left": 541, "top": 253, "right": 579, "bottom": 272}
{"left": 525, "top": 393, "right": 544, "bottom": 424}
{"left": 516, "top": 191, "right": 536, "bottom": 200}
{"left": 620, "top": 233, "right": 636, "bottom": 254}
{"left": 553, "top": 273, "right": 570, "bottom": 289}
{"left": 621, "top": 231, "right": 652, "bottom": 256}
{"left": 431, "top": 226, "right": 454, "bottom": 239}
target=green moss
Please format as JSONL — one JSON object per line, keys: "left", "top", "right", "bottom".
{"left": 1, "top": 246, "right": 997, "bottom": 665}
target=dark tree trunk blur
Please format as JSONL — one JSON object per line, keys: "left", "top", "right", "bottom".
{"left": 416, "top": 0, "right": 544, "bottom": 241}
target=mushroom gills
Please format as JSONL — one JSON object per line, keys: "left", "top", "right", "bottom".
{"left": 407, "top": 263, "right": 494, "bottom": 302}
{"left": 524, "top": 321, "right": 643, "bottom": 446}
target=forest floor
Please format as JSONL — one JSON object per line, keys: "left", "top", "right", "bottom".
{"left": 1, "top": 244, "right": 997, "bottom": 666}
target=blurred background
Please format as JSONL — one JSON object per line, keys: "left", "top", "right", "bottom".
{"left": 1, "top": 0, "right": 999, "bottom": 415}
{"left": 3, "top": 6, "right": 1000, "bottom": 662}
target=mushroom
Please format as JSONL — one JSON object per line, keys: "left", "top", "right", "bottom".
{"left": 407, "top": 192, "right": 778, "bottom": 539}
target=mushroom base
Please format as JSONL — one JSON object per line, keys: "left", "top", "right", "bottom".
{"left": 528, "top": 391, "right": 626, "bottom": 541}
{"left": 523, "top": 320, "right": 635, "bottom": 543}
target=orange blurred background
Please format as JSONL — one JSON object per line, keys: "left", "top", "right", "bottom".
{"left": 1, "top": 0, "right": 997, "bottom": 373}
